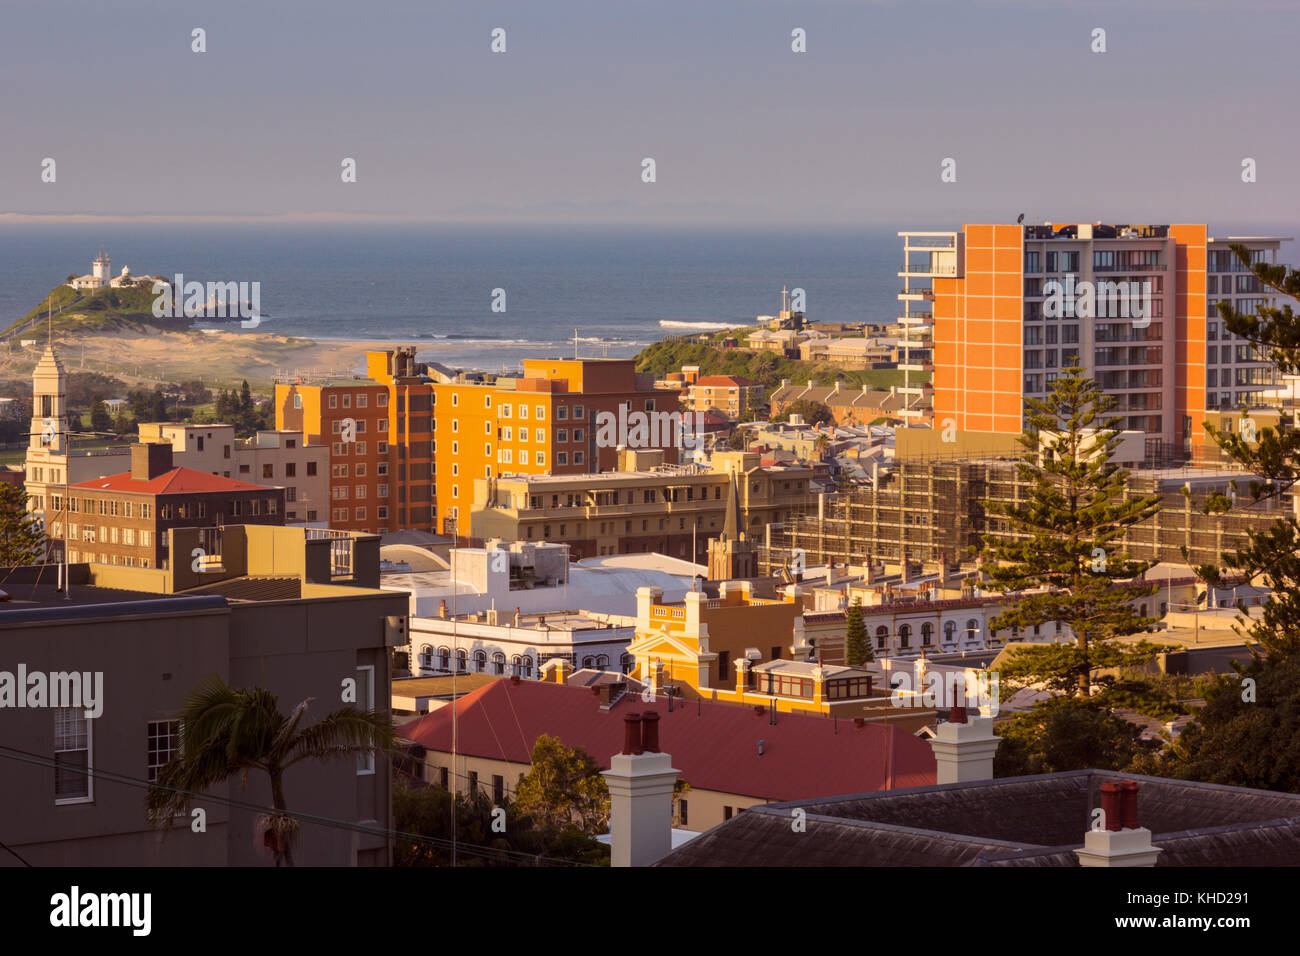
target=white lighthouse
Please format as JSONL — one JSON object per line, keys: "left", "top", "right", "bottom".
{"left": 92, "top": 247, "right": 111, "bottom": 284}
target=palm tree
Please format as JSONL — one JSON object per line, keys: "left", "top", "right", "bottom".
{"left": 813, "top": 433, "right": 830, "bottom": 461}
{"left": 145, "top": 675, "right": 398, "bottom": 866}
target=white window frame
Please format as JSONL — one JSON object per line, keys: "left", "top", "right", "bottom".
{"left": 54, "top": 707, "right": 93, "bottom": 805}
{"left": 356, "top": 665, "right": 375, "bottom": 775}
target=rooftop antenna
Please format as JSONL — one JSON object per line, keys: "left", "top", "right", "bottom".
{"left": 574, "top": 328, "right": 579, "bottom": 360}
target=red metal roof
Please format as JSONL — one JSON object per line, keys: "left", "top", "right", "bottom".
{"left": 398, "top": 678, "right": 935, "bottom": 800}
{"left": 71, "top": 466, "right": 269, "bottom": 495}
{"left": 695, "top": 375, "right": 758, "bottom": 387}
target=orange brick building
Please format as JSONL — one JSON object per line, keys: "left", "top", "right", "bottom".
{"left": 907, "top": 223, "right": 1287, "bottom": 461}
{"left": 432, "top": 358, "right": 675, "bottom": 538}
{"left": 275, "top": 349, "right": 431, "bottom": 534}
{"left": 276, "top": 351, "right": 673, "bottom": 538}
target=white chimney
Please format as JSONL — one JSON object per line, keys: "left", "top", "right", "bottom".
{"left": 602, "top": 712, "right": 679, "bottom": 867}
{"left": 928, "top": 706, "right": 1000, "bottom": 784}
{"left": 1074, "top": 781, "right": 1162, "bottom": 867}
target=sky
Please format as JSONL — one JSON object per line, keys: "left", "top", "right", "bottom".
{"left": 2, "top": 0, "right": 1298, "bottom": 228}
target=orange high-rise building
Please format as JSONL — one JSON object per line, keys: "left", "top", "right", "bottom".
{"left": 907, "top": 222, "right": 1289, "bottom": 461}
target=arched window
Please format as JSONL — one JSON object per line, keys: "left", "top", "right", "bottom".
{"left": 438, "top": 647, "right": 450, "bottom": 671}
{"left": 419, "top": 645, "right": 433, "bottom": 671}
{"left": 473, "top": 650, "right": 487, "bottom": 673}
{"left": 875, "top": 625, "right": 889, "bottom": 650}
{"left": 943, "top": 621, "right": 956, "bottom": 645}
{"left": 583, "top": 656, "right": 596, "bottom": 668}
{"left": 965, "top": 619, "right": 979, "bottom": 644}
{"left": 455, "top": 649, "right": 467, "bottom": 673}
{"left": 511, "top": 654, "right": 522, "bottom": 674}
{"left": 596, "top": 654, "right": 609, "bottom": 669}
{"left": 898, "top": 624, "right": 911, "bottom": 648}
{"left": 921, "top": 623, "right": 933, "bottom": 646}
{"left": 491, "top": 652, "right": 506, "bottom": 675}
{"left": 620, "top": 654, "right": 634, "bottom": 674}
{"left": 520, "top": 656, "right": 533, "bottom": 678}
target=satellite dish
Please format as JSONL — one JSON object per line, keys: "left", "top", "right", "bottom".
{"left": 1017, "top": 213, "right": 1025, "bottom": 224}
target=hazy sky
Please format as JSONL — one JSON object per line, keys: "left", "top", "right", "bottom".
{"left": 2, "top": 0, "right": 1298, "bottom": 227}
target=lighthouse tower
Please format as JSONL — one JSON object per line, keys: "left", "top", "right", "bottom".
{"left": 92, "top": 247, "right": 111, "bottom": 286}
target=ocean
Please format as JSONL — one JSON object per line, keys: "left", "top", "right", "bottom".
{"left": 0, "top": 223, "right": 898, "bottom": 372}
{"left": 3, "top": 221, "right": 1293, "bottom": 374}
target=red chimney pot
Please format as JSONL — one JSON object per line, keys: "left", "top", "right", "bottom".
{"left": 853, "top": 717, "right": 865, "bottom": 730}
{"left": 1119, "top": 780, "right": 1140, "bottom": 830}
{"left": 510, "top": 674, "right": 520, "bottom": 685}
{"left": 949, "top": 703, "right": 968, "bottom": 724}
{"left": 753, "top": 705, "right": 765, "bottom": 718}
{"left": 642, "top": 711, "right": 661, "bottom": 752}
{"left": 1100, "top": 781, "right": 1123, "bottom": 831}
{"left": 622, "top": 712, "right": 643, "bottom": 755}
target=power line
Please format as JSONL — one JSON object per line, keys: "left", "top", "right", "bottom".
{"left": 0, "top": 744, "right": 591, "bottom": 867}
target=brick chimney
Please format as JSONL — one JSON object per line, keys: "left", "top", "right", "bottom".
{"left": 602, "top": 711, "right": 679, "bottom": 867}
{"left": 1075, "top": 780, "right": 1162, "bottom": 867}
{"left": 131, "top": 442, "right": 173, "bottom": 481}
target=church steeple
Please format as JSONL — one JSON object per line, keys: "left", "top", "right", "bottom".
{"left": 30, "top": 344, "right": 68, "bottom": 453}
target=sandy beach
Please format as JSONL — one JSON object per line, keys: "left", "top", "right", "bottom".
{"left": 0, "top": 329, "right": 408, "bottom": 391}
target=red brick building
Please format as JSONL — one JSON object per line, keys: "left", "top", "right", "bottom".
{"left": 65, "top": 444, "right": 284, "bottom": 569}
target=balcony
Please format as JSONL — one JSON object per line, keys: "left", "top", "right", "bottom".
{"left": 899, "top": 264, "right": 958, "bottom": 277}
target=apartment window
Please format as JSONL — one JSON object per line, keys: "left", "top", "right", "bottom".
{"left": 519, "top": 451, "right": 530, "bottom": 465}
{"left": 357, "top": 395, "right": 367, "bottom": 408}
{"left": 329, "top": 395, "right": 337, "bottom": 409}
{"left": 378, "top": 393, "right": 388, "bottom": 407}
{"left": 451, "top": 393, "right": 458, "bottom": 407}
{"left": 262, "top": 463, "right": 274, "bottom": 479}
{"left": 293, "top": 394, "right": 303, "bottom": 409}
{"left": 54, "top": 708, "right": 92, "bottom": 803}
{"left": 573, "top": 429, "right": 584, "bottom": 442}
{"left": 355, "top": 484, "right": 366, "bottom": 498}
{"left": 557, "top": 452, "right": 568, "bottom": 466}
{"left": 557, "top": 406, "right": 568, "bottom": 420}
{"left": 356, "top": 665, "right": 375, "bottom": 774}
{"left": 573, "top": 405, "right": 583, "bottom": 419}
{"left": 502, "top": 426, "right": 512, "bottom": 441}
{"left": 1024, "top": 250, "right": 1041, "bottom": 273}
{"left": 493, "top": 775, "right": 505, "bottom": 804}
{"left": 500, "top": 449, "right": 513, "bottom": 463}
{"left": 536, "top": 406, "right": 546, "bottom": 421}
{"left": 535, "top": 428, "right": 545, "bottom": 443}
{"left": 574, "top": 451, "right": 584, "bottom": 465}
{"left": 723, "top": 806, "right": 734, "bottom": 821}
{"left": 535, "top": 452, "right": 545, "bottom": 467}
{"left": 342, "top": 395, "right": 351, "bottom": 408}
{"left": 147, "top": 719, "right": 181, "bottom": 783}
{"left": 500, "top": 403, "right": 511, "bottom": 418}
{"left": 307, "top": 510, "right": 318, "bottom": 522}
